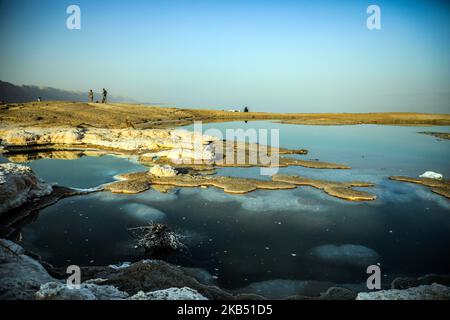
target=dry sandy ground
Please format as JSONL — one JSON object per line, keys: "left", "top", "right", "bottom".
{"left": 1, "top": 101, "right": 449, "bottom": 129}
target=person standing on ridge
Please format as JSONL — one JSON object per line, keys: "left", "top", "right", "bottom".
{"left": 102, "top": 88, "right": 108, "bottom": 103}
{"left": 88, "top": 89, "right": 94, "bottom": 103}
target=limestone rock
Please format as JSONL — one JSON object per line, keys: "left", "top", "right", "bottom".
{"left": 356, "top": 283, "right": 450, "bottom": 300}
{"left": 1, "top": 128, "right": 84, "bottom": 146}
{"left": 0, "top": 239, "right": 56, "bottom": 300}
{"left": 0, "top": 163, "right": 52, "bottom": 215}
{"left": 149, "top": 165, "right": 178, "bottom": 177}
{"left": 129, "top": 287, "right": 207, "bottom": 300}
{"left": 0, "top": 127, "right": 218, "bottom": 159}
{"left": 35, "top": 281, "right": 129, "bottom": 300}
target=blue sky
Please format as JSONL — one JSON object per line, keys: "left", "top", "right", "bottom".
{"left": 0, "top": 0, "right": 449, "bottom": 112}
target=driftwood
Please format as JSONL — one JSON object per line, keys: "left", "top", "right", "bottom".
{"left": 128, "top": 223, "right": 186, "bottom": 257}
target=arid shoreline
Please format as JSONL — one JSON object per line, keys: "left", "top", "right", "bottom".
{"left": 1, "top": 101, "right": 450, "bottom": 129}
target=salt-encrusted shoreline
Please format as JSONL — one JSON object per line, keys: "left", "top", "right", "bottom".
{"left": 0, "top": 126, "right": 350, "bottom": 170}
{"left": 0, "top": 127, "right": 217, "bottom": 160}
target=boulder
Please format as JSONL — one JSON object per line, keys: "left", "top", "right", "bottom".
{"left": 149, "top": 165, "right": 178, "bottom": 177}
{"left": 0, "top": 163, "right": 52, "bottom": 215}
{"left": 0, "top": 239, "right": 56, "bottom": 300}
{"left": 35, "top": 281, "right": 128, "bottom": 300}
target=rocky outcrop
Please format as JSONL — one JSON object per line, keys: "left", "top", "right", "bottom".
{"left": 129, "top": 287, "right": 207, "bottom": 300}
{"left": 0, "top": 163, "right": 52, "bottom": 215}
{"left": 149, "top": 165, "right": 178, "bottom": 177}
{"left": 0, "top": 239, "right": 56, "bottom": 300}
{"left": 0, "top": 239, "right": 212, "bottom": 300}
{"left": 34, "top": 280, "right": 208, "bottom": 300}
{"left": 1, "top": 127, "right": 350, "bottom": 170}
{"left": 3, "top": 239, "right": 450, "bottom": 300}
{"left": 141, "top": 140, "right": 349, "bottom": 170}
{"left": 1, "top": 128, "right": 85, "bottom": 147}
{"left": 356, "top": 283, "right": 450, "bottom": 300}
{"left": 35, "top": 281, "right": 128, "bottom": 300}
{"left": 79, "top": 260, "right": 234, "bottom": 300}
{"left": 0, "top": 127, "right": 218, "bottom": 160}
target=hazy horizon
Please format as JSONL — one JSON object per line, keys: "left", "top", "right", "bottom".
{"left": 1, "top": 0, "right": 449, "bottom": 113}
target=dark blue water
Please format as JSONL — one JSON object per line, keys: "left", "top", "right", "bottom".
{"left": 8, "top": 123, "right": 450, "bottom": 295}
{"left": 3, "top": 154, "right": 145, "bottom": 189}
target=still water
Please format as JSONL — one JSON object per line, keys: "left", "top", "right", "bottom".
{"left": 6, "top": 122, "right": 450, "bottom": 296}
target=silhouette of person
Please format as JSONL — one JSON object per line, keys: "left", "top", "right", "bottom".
{"left": 88, "top": 89, "right": 94, "bottom": 102}
{"left": 101, "top": 88, "right": 108, "bottom": 103}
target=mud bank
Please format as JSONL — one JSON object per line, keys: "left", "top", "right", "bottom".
{"left": 390, "top": 176, "right": 450, "bottom": 199}
{"left": 104, "top": 168, "right": 376, "bottom": 201}
{"left": 418, "top": 131, "right": 450, "bottom": 140}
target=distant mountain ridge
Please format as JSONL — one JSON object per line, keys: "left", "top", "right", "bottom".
{"left": 0, "top": 80, "right": 134, "bottom": 103}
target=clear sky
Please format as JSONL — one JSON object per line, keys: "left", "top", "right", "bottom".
{"left": 1, "top": 0, "right": 449, "bottom": 113}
